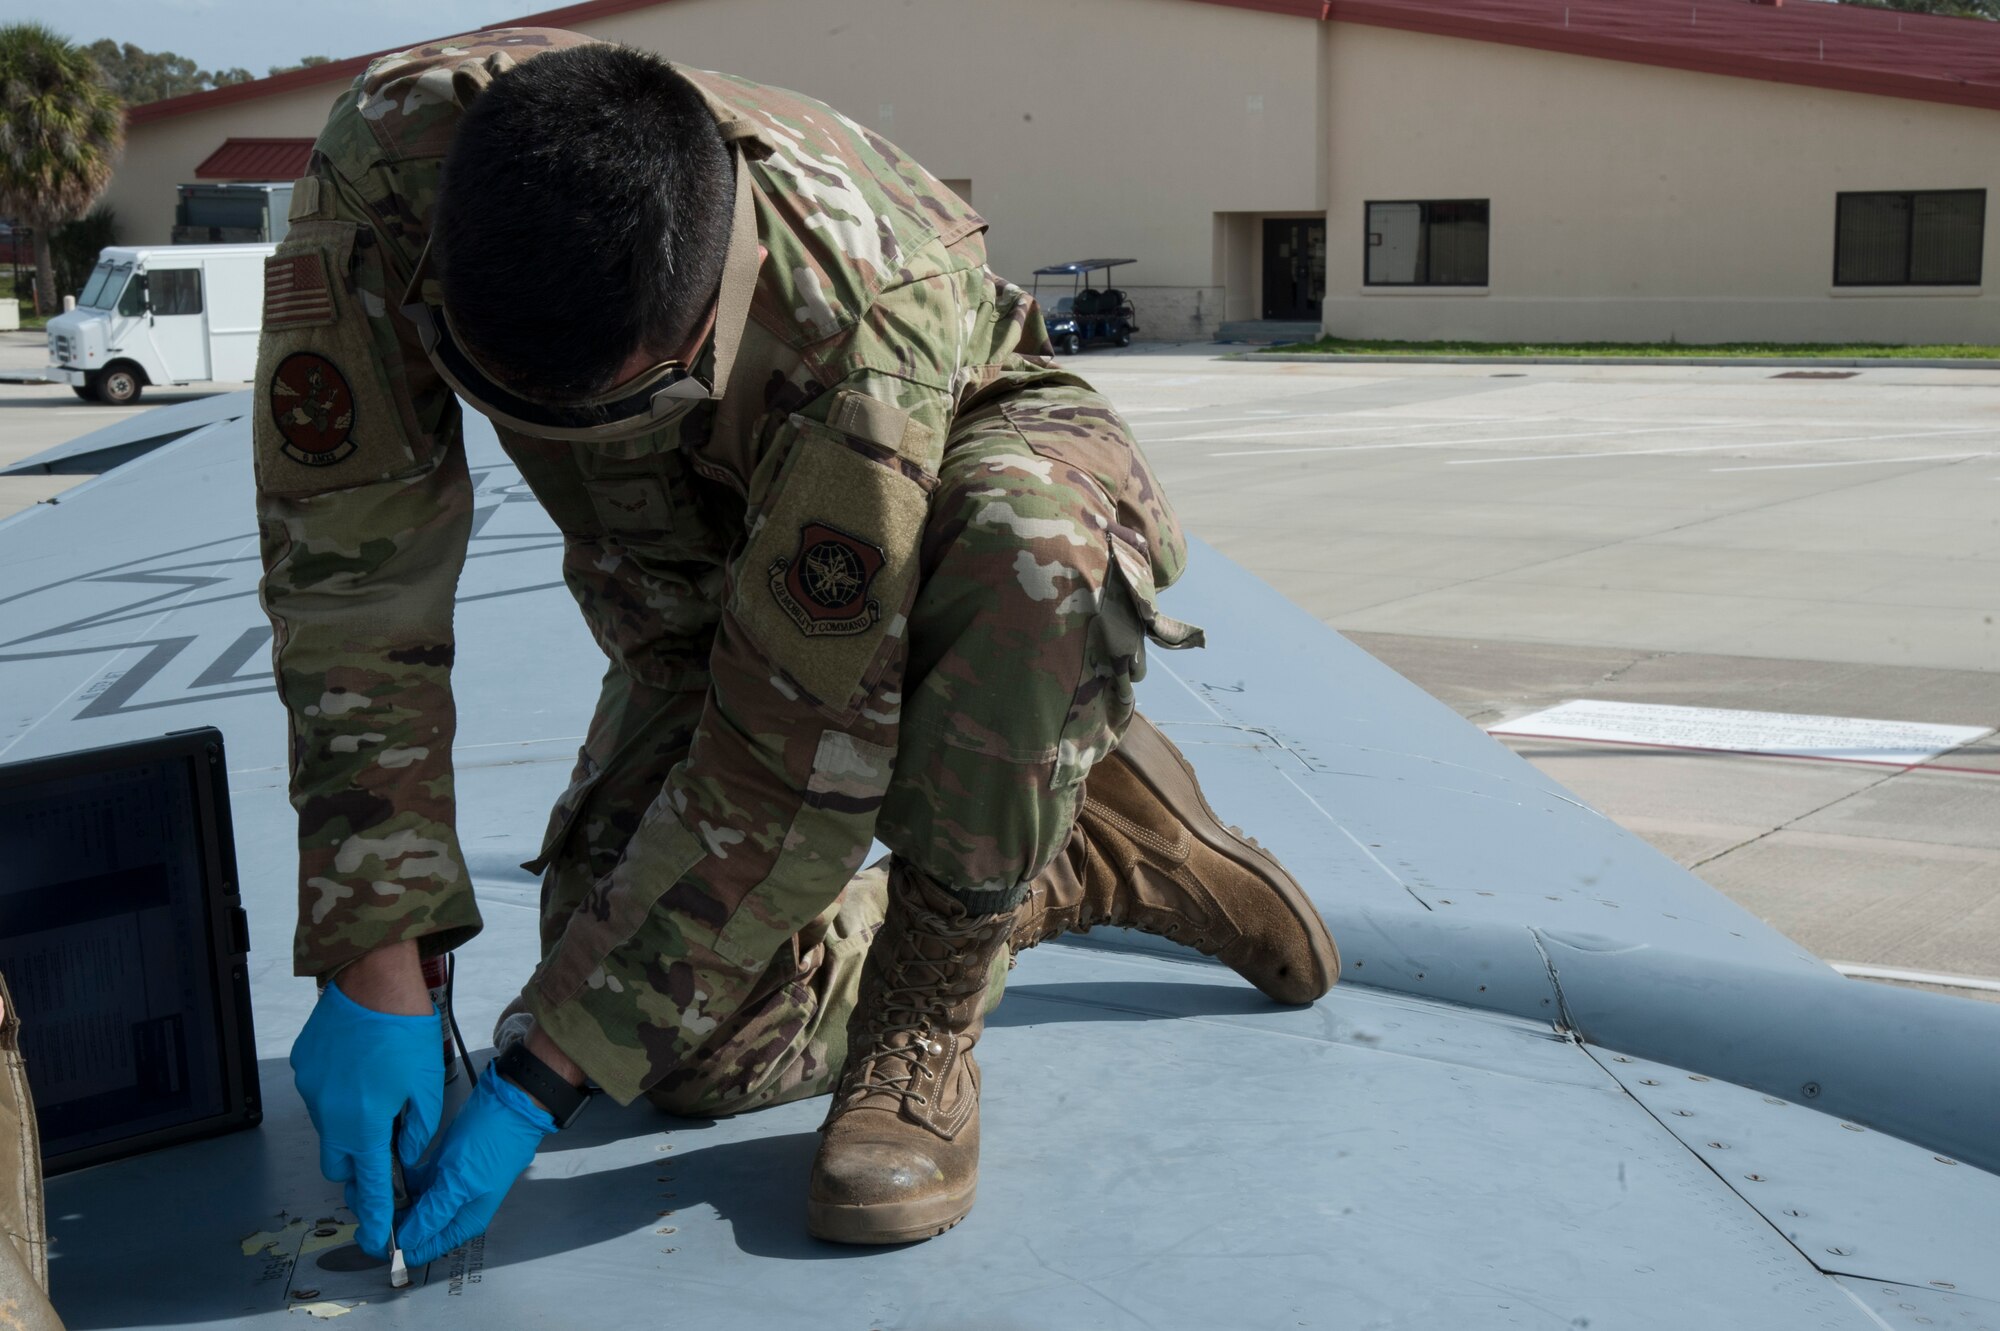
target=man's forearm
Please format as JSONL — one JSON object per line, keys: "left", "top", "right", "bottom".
{"left": 333, "top": 940, "right": 434, "bottom": 1016}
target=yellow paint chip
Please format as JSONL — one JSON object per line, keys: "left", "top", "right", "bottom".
{"left": 289, "top": 1301, "right": 362, "bottom": 1319}
{"left": 241, "top": 1219, "right": 307, "bottom": 1256}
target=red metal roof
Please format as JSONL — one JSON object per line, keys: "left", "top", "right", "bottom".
{"left": 193, "top": 137, "right": 315, "bottom": 180}
{"left": 125, "top": 0, "right": 2000, "bottom": 127}
{"left": 1327, "top": 0, "right": 2000, "bottom": 111}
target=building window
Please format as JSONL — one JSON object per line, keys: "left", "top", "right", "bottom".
{"left": 1366, "top": 200, "right": 1489, "bottom": 286}
{"left": 148, "top": 269, "right": 205, "bottom": 316}
{"left": 1835, "top": 191, "right": 1984, "bottom": 286}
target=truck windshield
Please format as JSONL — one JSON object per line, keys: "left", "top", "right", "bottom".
{"left": 77, "top": 262, "right": 131, "bottom": 311}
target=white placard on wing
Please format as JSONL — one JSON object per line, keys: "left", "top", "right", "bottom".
{"left": 1489, "top": 700, "right": 1991, "bottom": 767}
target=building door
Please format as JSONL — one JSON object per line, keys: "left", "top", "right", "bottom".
{"left": 1262, "top": 218, "right": 1326, "bottom": 321}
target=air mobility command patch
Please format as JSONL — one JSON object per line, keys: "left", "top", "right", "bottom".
{"left": 769, "top": 522, "right": 885, "bottom": 636}
{"left": 269, "top": 352, "right": 358, "bottom": 467}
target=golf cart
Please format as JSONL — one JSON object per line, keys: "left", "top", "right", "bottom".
{"left": 1033, "top": 258, "right": 1138, "bottom": 354}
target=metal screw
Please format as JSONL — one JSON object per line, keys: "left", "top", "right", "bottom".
{"left": 1688, "top": 1074, "right": 1709, "bottom": 1083}
{"left": 1613, "top": 1056, "right": 1633, "bottom": 1064}
{"left": 1783, "top": 1209, "right": 1803, "bottom": 1217}
{"left": 1826, "top": 1247, "right": 1851, "bottom": 1257}
{"left": 1763, "top": 1097, "right": 1786, "bottom": 1106}
{"left": 1639, "top": 1078, "right": 1660, "bottom": 1086}
{"left": 1707, "top": 1141, "right": 1728, "bottom": 1150}
{"left": 1840, "top": 1123, "right": 1864, "bottom": 1132}
{"left": 292, "top": 1289, "right": 320, "bottom": 1301}
{"left": 1744, "top": 1174, "right": 1765, "bottom": 1182}
{"left": 312, "top": 1227, "right": 336, "bottom": 1238}
{"left": 1934, "top": 1156, "right": 1958, "bottom": 1166}
{"left": 1672, "top": 1110, "right": 1695, "bottom": 1117}
{"left": 1929, "top": 1281, "right": 1955, "bottom": 1290}
{"left": 1801, "top": 1082, "right": 1821, "bottom": 1098}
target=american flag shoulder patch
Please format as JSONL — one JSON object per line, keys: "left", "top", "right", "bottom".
{"left": 264, "top": 252, "right": 336, "bottom": 331}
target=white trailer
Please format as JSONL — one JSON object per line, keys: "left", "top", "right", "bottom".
{"left": 45, "top": 244, "right": 276, "bottom": 404}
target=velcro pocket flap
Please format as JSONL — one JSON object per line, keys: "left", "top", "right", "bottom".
{"left": 731, "top": 416, "right": 928, "bottom": 717}
{"left": 1108, "top": 527, "right": 1204, "bottom": 650}
{"left": 253, "top": 219, "right": 427, "bottom": 499}
{"left": 827, "top": 387, "right": 937, "bottom": 467}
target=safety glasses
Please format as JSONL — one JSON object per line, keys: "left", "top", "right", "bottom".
{"left": 402, "top": 295, "right": 715, "bottom": 442}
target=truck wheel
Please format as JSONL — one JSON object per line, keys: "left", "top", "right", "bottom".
{"left": 71, "top": 385, "right": 94, "bottom": 401}
{"left": 98, "top": 364, "right": 143, "bottom": 406}
{"left": 1060, "top": 332, "right": 1082, "bottom": 355}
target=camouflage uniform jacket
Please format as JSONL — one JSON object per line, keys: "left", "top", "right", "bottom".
{"left": 256, "top": 29, "right": 1082, "bottom": 1003}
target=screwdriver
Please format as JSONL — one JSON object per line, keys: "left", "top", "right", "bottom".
{"left": 389, "top": 1112, "right": 411, "bottom": 1289}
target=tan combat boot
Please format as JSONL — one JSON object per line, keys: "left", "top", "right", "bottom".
{"left": 807, "top": 865, "right": 1014, "bottom": 1245}
{"left": 1015, "top": 711, "right": 1340, "bottom": 1004}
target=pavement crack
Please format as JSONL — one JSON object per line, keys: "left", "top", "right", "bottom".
{"left": 1594, "top": 648, "right": 1675, "bottom": 688}
{"left": 1687, "top": 761, "right": 1910, "bottom": 871}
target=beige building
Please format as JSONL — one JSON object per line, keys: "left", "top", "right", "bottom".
{"left": 107, "top": 0, "right": 2000, "bottom": 344}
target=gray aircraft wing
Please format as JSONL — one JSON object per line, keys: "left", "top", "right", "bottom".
{"left": 1, "top": 406, "right": 1995, "bottom": 1330}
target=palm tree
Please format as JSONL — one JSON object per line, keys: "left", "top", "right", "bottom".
{"left": 0, "top": 24, "right": 123, "bottom": 313}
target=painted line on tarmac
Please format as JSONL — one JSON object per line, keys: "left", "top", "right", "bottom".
{"left": 1447, "top": 426, "right": 1990, "bottom": 466}
{"left": 1154, "top": 414, "right": 1511, "bottom": 443}
{"left": 1712, "top": 450, "right": 1996, "bottom": 474}
{"left": 1213, "top": 423, "right": 1702, "bottom": 458}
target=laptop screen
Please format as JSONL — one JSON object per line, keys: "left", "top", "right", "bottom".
{"left": 0, "top": 730, "right": 258, "bottom": 1170}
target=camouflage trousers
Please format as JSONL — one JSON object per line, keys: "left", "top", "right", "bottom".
{"left": 525, "top": 381, "right": 1189, "bottom": 1115}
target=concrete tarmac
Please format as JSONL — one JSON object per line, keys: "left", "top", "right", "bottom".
{"left": 2, "top": 331, "right": 1994, "bottom": 998}
{"left": 0, "top": 330, "right": 226, "bottom": 519}
{"left": 1080, "top": 345, "right": 2000, "bottom": 1000}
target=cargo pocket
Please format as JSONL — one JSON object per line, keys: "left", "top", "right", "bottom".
{"left": 708, "top": 730, "right": 897, "bottom": 974}
{"left": 520, "top": 762, "right": 606, "bottom": 879}
{"left": 730, "top": 415, "right": 930, "bottom": 722}
{"left": 1053, "top": 524, "right": 1204, "bottom": 790}
{"left": 252, "top": 219, "right": 431, "bottom": 499}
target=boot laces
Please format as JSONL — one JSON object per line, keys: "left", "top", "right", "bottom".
{"left": 842, "top": 909, "right": 997, "bottom": 1107}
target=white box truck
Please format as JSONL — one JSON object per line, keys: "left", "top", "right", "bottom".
{"left": 45, "top": 244, "right": 276, "bottom": 404}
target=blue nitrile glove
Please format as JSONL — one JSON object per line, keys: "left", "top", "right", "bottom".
{"left": 290, "top": 982, "right": 444, "bottom": 1259}
{"left": 397, "top": 1067, "right": 556, "bottom": 1267}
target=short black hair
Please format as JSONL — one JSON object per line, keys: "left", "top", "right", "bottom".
{"left": 433, "top": 44, "right": 734, "bottom": 402}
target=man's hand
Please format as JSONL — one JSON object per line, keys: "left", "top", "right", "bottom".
{"left": 397, "top": 1069, "right": 555, "bottom": 1266}
{"left": 290, "top": 940, "right": 444, "bottom": 1258}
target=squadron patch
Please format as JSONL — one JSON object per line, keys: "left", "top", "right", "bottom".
{"left": 269, "top": 352, "right": 358, "bottom": 467}
{"left": 769, "top": 522, "right": 885, "bottom": 636}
